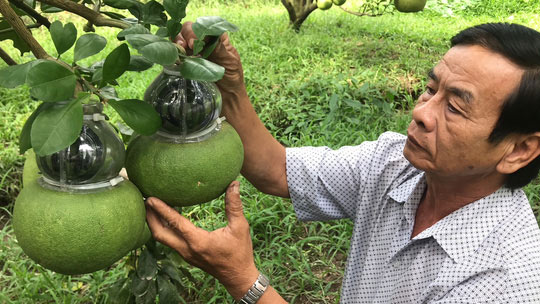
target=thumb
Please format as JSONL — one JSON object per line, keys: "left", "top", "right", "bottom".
{"left": 224, "top": 181, "right": 246, "bottom": 228}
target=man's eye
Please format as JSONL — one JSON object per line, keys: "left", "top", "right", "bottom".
{"left": 426, "top": 86, "right": 436, "bottom": 95}
{"left": 447, "top": 103, "right": 460, "bottom": 114}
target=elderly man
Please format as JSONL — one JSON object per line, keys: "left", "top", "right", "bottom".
{"left": 145, "top": 23, "right": 540, "bottom": 303}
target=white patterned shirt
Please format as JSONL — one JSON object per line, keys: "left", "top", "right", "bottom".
{"left": 286, "top": 132, "right": 540, "bottom": 303}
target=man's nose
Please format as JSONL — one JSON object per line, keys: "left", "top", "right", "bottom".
{"left": 411, "top": 96, "right": 438, "bottom": 132}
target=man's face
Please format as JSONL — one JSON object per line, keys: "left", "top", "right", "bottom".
{"left": 403, "top": 45, "right": 523, "bottom": 180}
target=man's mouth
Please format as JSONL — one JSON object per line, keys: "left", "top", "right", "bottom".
{"left": 407, "top": 134, "right": 423, "bottom": 150}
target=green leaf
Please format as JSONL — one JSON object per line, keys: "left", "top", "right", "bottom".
{"left": 92, "top": 67, "right": 103, "bottom": 83}
{"left": 100, "top": 86, "right": 120, "bottom": 100}
{"left": 154, "top": 27, "right": 168, "bottom": 37}
{"left": 191, "top": 17, "right": 237, "bottom": 56}
{"left": 136, "top": 248, "right": 158, "bottom": 280}
{"left": 40, "top": 2, "right": 62, "bottom": 12}
{"left": 192, "top": 39, "right": 205, "bottom": 56}
{"left": 0, "top": 60, "right": 42, "bottom": 88}
{"left": 102, "top": 43, "right": 130, "bottom": 84}
{"left": 0, "top": 21, "right": 30, "bottom": 55}
{"left": 200, "top": 36, "right": 219, "bottom": 58}
{"left": 159, "top": 260, "right": 183, "bottom": 284}
{"left": 127, "top": 55, "right": 153, "bottom": 71}
{"left": 157, "top": 275, "right": 182, "bottom": 303}
{"left": 104, "top": 0, "right": 144, "bottom": 20}
{"left": 27, "top": 61, "right": 77, "bottom": 102}
{"left": 140, "top": 41, "right": 178, "bottom": 65}
{"left": 142, "top": 0, "right": 166, "bottom": 27}
{"left": 179, "top": 57, "right": 224, "bottom": 82}
{"left": 108, "top": 99, "right": 161, "bottom": 136}
{"left": 104, "top": 0, "right": 140, "bottom": 9}
{"left": 30, "top": 98, "right": 84, "bottom": 156}
{"left": 74, "top": 33, "right": 107, "bottom": 62}
{"left": 166, "top": 20, "right": 182, "bottom": 40}
{"left": 163, "top": 0, "right": 188, "bottom": 21}
{"left": 125, "top": 33, "right": 163, "bottom": 50}
{"left": 19, "top": 102, "right": 53, "bottom": 154}
{"left": 136, "top": 279, "right": 156, "bottom": 304}
{"left": 106, "top": 277, "right": 133, "bottom": 304}
{"left": 130, "top": 273, "right": 150, "bottom": 297}
{"left": 117, "top": 24, "right": 151, "bottom": 40}
{"left": 22, "top": 0, "right": 35, "bottom": 7}
{"left": 192, "top": 16, "right": 238, "bottom": 41}
{"left": 125, "top": 33, "right": 178, "bottom": 65}
{"left": 49, "top": 21, "right": 77, "bottom": 56}
{"left": 101, "top": 11, "right": 126, "bottom": 20}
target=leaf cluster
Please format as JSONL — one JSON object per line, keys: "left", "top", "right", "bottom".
{"left": 107, "top": 241, "right": 198, "bottom": 304}
{"left": 0, "top": 0, "right": 237, "bottom": 157}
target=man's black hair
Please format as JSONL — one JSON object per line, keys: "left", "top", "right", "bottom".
{"left": 450, "top": 23, "right": 540, "bottom": 189}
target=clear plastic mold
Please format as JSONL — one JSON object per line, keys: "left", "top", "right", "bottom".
{"left": 36, "top": 103, "right": 125, "bottom": 191}
{"left": 144, "top": 64, "right": 222, "bottom": 140}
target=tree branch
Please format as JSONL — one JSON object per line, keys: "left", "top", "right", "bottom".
{"left": 0, "top": 23, "right": 41, "bottom": 35}
{"left": 8, "top": 0, "right": 51, "bottom": 28}
{"left": 0, "top": 47, "right": 17, "bottom": 65}
{"left": 37, "top": 0, "right": 129, "bottom": 29}
{"left": 339, "top": 5, "right": 390, "bottom": 17}
{"left": 0, "top": 0, "right": 52, "bottom": 60}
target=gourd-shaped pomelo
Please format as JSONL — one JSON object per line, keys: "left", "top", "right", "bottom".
{"left": 14, "top": 103, "right": 147, "bottom": 275}
{"left": 22, "top": 149, "right": 39, "bottom": 187}
{"left": 13, "top": 179, "right": 145, "bottom": 275}
{"left": 125, "top": 121, "right": 244, "bottom": 207}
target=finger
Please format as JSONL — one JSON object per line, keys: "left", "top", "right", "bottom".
{"left": 224, "top": 181, "right": 248, "bottom": 229}
{"left": 179, "top": 21, "right": 197, "bottom": 49}
{"left": 145, "top": 197, "right": 198, "bottom": 241}
{"left": 206, "top": 33, "right": 230, "bottom": 62}
{"left": 145, "top": 205, "right": 189, "bottom": 252}
{"left": 173, "top": 32, "right": 187, "bottom": 49}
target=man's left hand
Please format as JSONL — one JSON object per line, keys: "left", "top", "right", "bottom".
{"left": 145, "top": 181, "right": 260, "bottom": 299}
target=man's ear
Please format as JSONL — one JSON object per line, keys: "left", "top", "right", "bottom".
{"left": 497, "top": 132, "right": 540, "bottom": 174}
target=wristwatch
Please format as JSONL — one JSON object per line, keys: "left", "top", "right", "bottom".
{"left": 238, "top": 273, "right": 269, "bottom": 304}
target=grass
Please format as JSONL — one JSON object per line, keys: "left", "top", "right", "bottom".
{"left": 1, "top": 0, "right": 540, "bottom": 302}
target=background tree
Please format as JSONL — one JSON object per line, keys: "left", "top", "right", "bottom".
{"left": 281, "top": 0, "right": 423, "bottom": 32}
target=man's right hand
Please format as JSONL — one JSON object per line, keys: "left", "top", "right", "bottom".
{"left": 174, "top": 22, "right": 246, "bottom": 98}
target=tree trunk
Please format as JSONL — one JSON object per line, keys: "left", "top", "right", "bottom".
{"left": 281, "top": 0, "right": 318, "bottom": 32}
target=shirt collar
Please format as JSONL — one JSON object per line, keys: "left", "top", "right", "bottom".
{"left": 388, "top": 172, "right": 426, "bottom": 227}
{"left": 388, "top": 172, "right": 517, "bottom": 264}
{"left": 425, "top": 187, "right": 516, "bottom": 263}
{"left": 388, "top": 172, "right": 425, "bottom": 204}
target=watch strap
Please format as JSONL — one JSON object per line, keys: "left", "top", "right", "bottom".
{"left": 238, "top": 273, "right": 269, "bottom": 304}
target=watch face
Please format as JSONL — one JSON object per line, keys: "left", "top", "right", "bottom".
{"left": 37, "top": 125, "right": 105, "bottom": 184}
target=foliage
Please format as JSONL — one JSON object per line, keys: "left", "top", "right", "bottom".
{"left": 425, "top": 0, "right": 481, "bottom": 17}
{"left": 1, "top": 0, "right": 540, "bottom": 303}
{"left": 281, "top": 0, "right": 395, "bottom": 31}
{"left": 0, "top": 0, "right": 237, "bottom": 157}
{"left": 0, "top": 0, "right": 236, "bottom": 302}
{"left": 425, "top": 0, "right": 540, "bottom": 17}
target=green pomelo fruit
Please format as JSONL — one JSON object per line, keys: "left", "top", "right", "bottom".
{"left": 332, "top": 0, "right": 346, "bottom": 6}
{"left": 13, "top": 180, "right": 146, "bottom": 275}
{"left": 22, "top": 150, "right": 40, "bottom": 187}
{"left": 132, "top": 222, "right": 152, "bottom": 250}
{"left": 125, "top": 122, "right": 244, "bottom": 207}
{"left": 317, "top": 0, "right": 333, "bottom": 10}
{"left": 394, "top": 0, "right": 427, "bottom": 12}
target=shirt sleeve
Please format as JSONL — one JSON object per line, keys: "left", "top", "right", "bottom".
{"left": 286, "top": 132, "right": 406, "bottom": 221}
